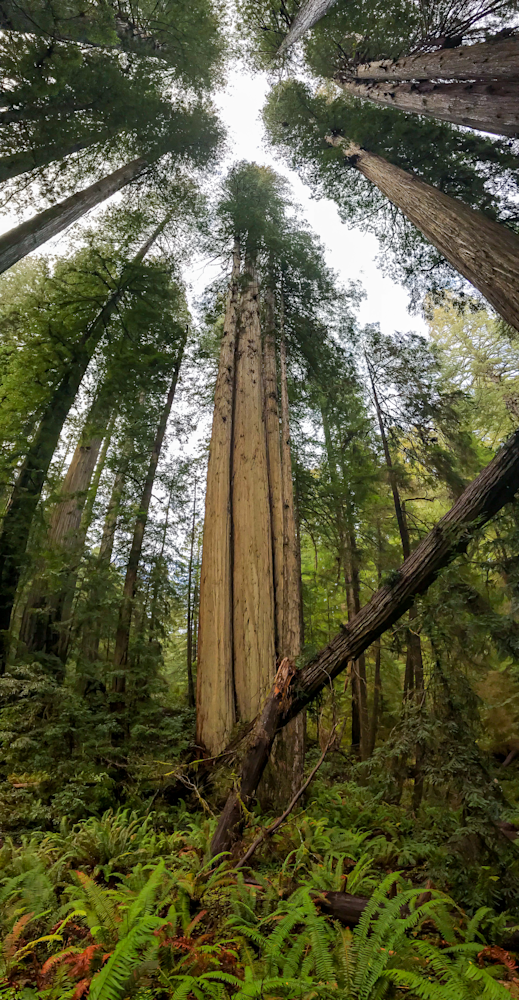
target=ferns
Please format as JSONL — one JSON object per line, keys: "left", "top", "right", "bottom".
{"left": 88, "top": 914, "right": 163, "bottom": 1000}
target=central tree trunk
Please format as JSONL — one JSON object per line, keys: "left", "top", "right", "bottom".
{"left": 211, "top": 428, "right": 519, "bottom": 857}
{"left": 327, "top": 135, "right": 519, "bottom": 333}
{"left": 336, "top": 79, "right": 519, "bottom": 139}
{"left": 232, "top": 268, "right": 276, "bottom": 721}
{"left": 0, "top": 155, "right": 148, "bottom": 274}
{"left": 196, "top": 248, "right": 241, "bottom": 754}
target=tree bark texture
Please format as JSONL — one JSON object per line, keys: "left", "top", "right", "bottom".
{"left": 337, "top": 37, "right": 519, "bottom": 82}
{"left": 263, "top": 290, "right": 285, "bottom": 652}
{"left": 232, "top": 270, "right": 276, "bottom": 723}
{"left": 278, "top": 0, "right": 338, "bottom": 53}
{"left": 211, "top": 429, "right": 519, "bottom": 856}
{"left": 336, "top": 78, "right": 519, "bottom": 139}
{"left": 328, "top": 136, "right": 519, "bottom": 334}
{"left": 186, "top": 481, "right": 197, "bottom": 709}
{"left": 112, "top": 330, "right": 186, "bottom": 688}
{"left": 0, "top": 155, "right": 148, "bottom": 274}
{"left": 196, "top": 250, "right": 241, "bottom": 754}
{"left": 0, "top": 220, "right": 167, "bottom": 671}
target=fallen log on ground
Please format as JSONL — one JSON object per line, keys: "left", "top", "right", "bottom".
{"left": 211, "top": 431, "right": 519, "bottom": 857}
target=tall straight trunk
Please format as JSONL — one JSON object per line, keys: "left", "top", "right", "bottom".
{"left": 0, "top": 219, "right": 167, "bottom": 671}
{"left": 112, "top": 330, "right": 186, "bottom": 689}
{"left": 0, "top": 154, "right": 148, "bottom": 274}
{"left": 368, "top": 524, "right": 383, "bottom": 756}
{"left": 321, "top": 402, "right": 368, "bottom": 757}
{"left": 196, "top": 248, "right": 241, "bottom": 754}
{"left": 368, "top": 364, "right": 424, "bottom": 703}
{"left": 278, "top": 0, "right": 338, "bottom": 53}
{"left": 336, "top": 78, "right": 519, "bottom": 139}
{"left": 0, "top": 127, "right": 118, "bottom": 182}
{"left": 232, "top": 268, "right": 276, "bottom": 722}
{"left": 327, "top": 136, "right": 519, "bottom": 334}
{"left": 338, "top": 37, "right": 519, "bottom": 83}
{"left": 186, "top": 481, "right": 197, "bottom": 709}
{"left": 276, "top": 319, "right": 306, "bottom": 793}
{"left": 211, "top": 428, "right": 519, "bottom": 857}
{"left": 263, "top": 289, "right": 284, "bottom": 651}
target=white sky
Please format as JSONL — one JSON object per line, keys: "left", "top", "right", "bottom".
{"left": 0, "top": 64, "right": 427, "bottom": 338}
{"left": 199, "top": 65, "right": 427, "bottom": 337}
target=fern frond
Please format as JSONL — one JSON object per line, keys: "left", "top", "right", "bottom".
{"left": 88, "top": 915, "right": 164, "bottom": 1000}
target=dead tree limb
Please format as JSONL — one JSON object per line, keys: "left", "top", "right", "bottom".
{"left": 211, "top": 430, "right": 519, "bottom": 857}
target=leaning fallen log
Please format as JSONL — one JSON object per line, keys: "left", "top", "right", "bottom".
{"left": 211, "top": 430, "right": 519, "bottom": 857}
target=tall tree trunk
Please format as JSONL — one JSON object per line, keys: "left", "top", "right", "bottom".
{"left": 321, "top": 402, "right": 368, "bottom": 757}
{"left": 276, "top": 317, "right": 306, "bottom": 793}
{"left": 196, "top": 248, "right": 240, "bottom": 754}
{"left": 0, "top": 127, "right": 118, "bottom": 182}
{"left": 232, "top": 267, "right": 276, "bottom": 723}
{"left": 367, "top": 363, "right": 424, "bottom": 706}
{"left": 18, "top": 393, "right": 108, "bottom": 656}
{"left": 0, "top": 154, "right": 148, "bottom": 274}
{"left": 186, "top": 480, "right": 197, "bottom": 709}
{"left": 263, "top": 289, "right": 284, "bottom": 651}
{"left": 336, "top": 78, "right": 519, "bottom": 139}
{"left": 327, "top": 136, "right": 519, "bottom": 334}
{"left": 337, "top": 37, "right": 519, "bottom": 83}
{"left": 211, "top": 428, "right": 519, "bottom": 857}
{"left": 112, "top": 329, "right": 187, "bottom": 694}
{"left": 0, "top": 220, "right": 166, "bottom": 671}
{"left": 279, "top": 0, "right": 338, "bottom": 53}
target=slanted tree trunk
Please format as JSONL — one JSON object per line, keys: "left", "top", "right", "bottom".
{"left": 0, "top": 155, "right": 148, "bottom": 274}
{"left": 18, "top": 394, "right": 109, "bottom": 656}
{"left": 196, "top": 248, "right": 240, "bottom": 754}
{"left": 337, "top": 36, "right": 519, "bottom": 83}
{"left": 336, "top": 79, "right": 519, "bottom": 139}
{"left": 327, "top": 135, "right": 519, "bottom": 334}
{"left": 112, "top": 329, "right": 187, "bottom": 696}
{"left": 278, "top": 0, "right": 338, "bottom": 53}
{"left": 211, "top": 428, "right": 519, "bottom": 856}
{"left": 186, "top": 481, "right": 197, "bottom": 709}
{"left": 0, "top": 127, "right": 118, "bottom": 182}
{"left": 232, "top": 268, "right": 276, "bottom": 722}
{"left": 0, "top": 220, "right": 167, "bottom": 672}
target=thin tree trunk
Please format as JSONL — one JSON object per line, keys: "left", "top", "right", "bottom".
{"left": 337, "top": 36, "right": 519, "bottom": 83}
{"left": 0, "top": 127, "right": 118, "bottom": 182}
{"left": 196, "top": 247, "right": 240, "bottom": 754}
{"left": 327, "top": 135, "right": 519, "bottom": 334}
{"left": 211, "top": 428, "right": 519, "bottom": 856}
{"left": 112, "top": 329, "right": 186, "bottom": 692}
{"left": 278, "top": 0, "right": 338, "bottom": 53}
{"left": 0, "top": 154, "right": 148, "bottom": 274}
{"left": 263, "top": 288, "right": 284, "bottom": 651}
{"left": 336, "top": 78, "right": 519, "bottom": 139}
{"left": 321, "top": 401, "right": 368, "bottom": 758}
{"left": 232, "top": 267, "right": 276, "bottom": 723}
{"left": 186, "top": 480, "right": 197, "bottom": 709}
{"left": 0, "top": 219, "right": 167, "bottom": 671}
{"left": 368, "top": 363, "right": 424, "bottom": 706}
